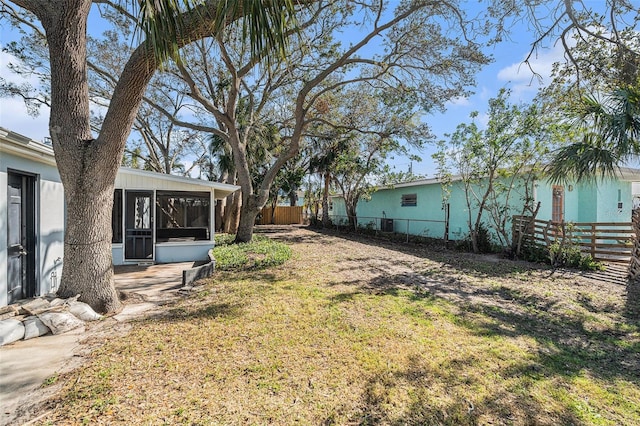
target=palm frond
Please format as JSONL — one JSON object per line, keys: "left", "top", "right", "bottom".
{"left": 217, "top": 0, "right": 299, "bottom": 61}
{"left": 548, "top": 85, "right": 640, "bottom": 183}
{"left": 134, "top": 0, "right": 299, "bottom": 65}
{"left": 545, "top": 141, "right": 620, "bottom": 184}
{"left": 136, "top": 0, "right": 194, "bottom": 63}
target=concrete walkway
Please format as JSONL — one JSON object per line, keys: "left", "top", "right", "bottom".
{"left": 0, "top": 262, "right": 194, "bottom": 426}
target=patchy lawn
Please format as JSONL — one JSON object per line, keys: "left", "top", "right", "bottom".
{"left": 37, "top": 228, "right": 640, "bottom": 425}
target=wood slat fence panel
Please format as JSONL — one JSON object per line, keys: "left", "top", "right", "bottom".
{"left": 513, "top": 215, "right": 634, "bottom": 263}
{"left": 258, "top": 206, "right": 304, "bottom": 225}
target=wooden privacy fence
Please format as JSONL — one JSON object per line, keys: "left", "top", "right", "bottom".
{"left": 257, "top": 206, "right": 304, "bottom": 225}
{"left": 513, "top": 215, "right": 634, "bottom": 263}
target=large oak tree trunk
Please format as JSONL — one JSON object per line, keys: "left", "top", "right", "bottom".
{"left": 40, "top": 1, "right": 121, "bottom": 313}
{"left": 230, "top": 136, "right": 266, "bottom": 243}
{"left": 18, "top": 0, "right": 293, "bottom": 313}
{"left": 35, "top": 0, "right": 157, "bottom": 313}
{"left": 57, "top": 169, "right": 121, "bottom": 313}
{"left": 235, "top": 194, "right": 262, "bottom": 243}
{"left": 224, "top": 191, "right": 242, "bottom": 234}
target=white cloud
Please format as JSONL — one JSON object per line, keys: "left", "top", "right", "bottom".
{"left": 0, "top": 97, "right": 50, "bottom": 142}
{"left": 495, "top": 39, "right": 572, "bottom": 102}
{"left": 477, "top": 86, "right": 492, "bottom": 101}
{"left": 446, "top": 96, "right": 471, "bottom": 107}
{"left": 475, "top": 112, "right": 490, "bottom": 130}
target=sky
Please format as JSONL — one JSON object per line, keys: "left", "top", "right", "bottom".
{"left": 0, "top": 1, "right": 569, "bottom": 177}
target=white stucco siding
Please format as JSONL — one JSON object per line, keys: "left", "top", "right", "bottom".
{"left": 39, "top": 179, "right": 65, "bottom": 294}
{"left": 112, "top": 245, "right": 124, "bottom": 266}
{"left": 0, "top": 170, "right": 7, "bottom": 307}
{"left": 155, "top": 241, "right": 213, "bottom": 263}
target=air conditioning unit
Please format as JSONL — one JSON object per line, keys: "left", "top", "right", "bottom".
{"left": 381, "top": 218, "right": 394, "bottom": 232}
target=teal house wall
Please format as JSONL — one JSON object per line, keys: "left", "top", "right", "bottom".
{"left": 356, "top": 179, "right": 448, "bottom": 238}
{"left": 330, "top": 168, "right": 640, "bottom": 241}
{"left": 535, "top": 178, "right": 634, "bottom": 224}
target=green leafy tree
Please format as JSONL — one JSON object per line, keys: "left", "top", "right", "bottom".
{"left": 330, "top": 84, "right": 429, "bottom": 230}
{"left": 436, "top": 89, "right": 548, "bottom": 253}
{"left": 307, "top": 126, "right": 352, "bottom": 227}
{"left": 532, "top": 0, "right": 640, "bottom": 180}
{"left": 179, "top": 0, "right": 501, "bottom": 242}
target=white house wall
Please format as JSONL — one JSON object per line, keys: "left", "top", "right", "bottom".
{"left": 2, "top": 130, "right": 239, "bottom": 306}
{"left": 155, "top": 242, "right": 213, "bottom": 263}
{"left": 0, "top": 150, "right": 65, "bottom": 306}
{"left": 0, "top": 170, "right": 7, "bottom": 307}
{"left": 39, "top": 179, "right": 65, "bottom": 293}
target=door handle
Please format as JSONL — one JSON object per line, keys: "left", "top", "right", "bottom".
{"left": 9, "top": 244, "right": 28, "bottom": 256}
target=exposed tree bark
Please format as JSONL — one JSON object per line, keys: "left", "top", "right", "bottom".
{"left": 38, "top": 0, "right": 128, "bottom": 313}
{"left": 51, "top": 39, "right": 158, "bottom": 313}
{"left": 288, "top": 190, "right": 298, "bottom": 207}
{"left": 219, "top": 170, "right": 241, "bottom": 234}
{"left": 235, "top": 194, "right": 263, "bottom": 242}
{"left": 321, "top": 172, "right": 331, "bottom": 227}
{"left": 224, "top": 191, "right": 242, "bottom": 234}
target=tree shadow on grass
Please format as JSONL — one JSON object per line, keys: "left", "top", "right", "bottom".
{"left": 302, "top": 227, "right": 550, "bottom": 280}
{"left": 321, "top": 351, "right": 586, "bottom": 426}
{"left": 325, "top": 302, "right": 636, "bottom": 424}
{"left": 255, "top": 225, "right": 339, "bottom": 247}
{"left": 361, "top": 367, "right": 583, "bottom": 425}
{"left": 144, "top": 302, "right": 245, "bottom": 323}
{"left": 329, "top": 269, "right": 640, "bottom": 386}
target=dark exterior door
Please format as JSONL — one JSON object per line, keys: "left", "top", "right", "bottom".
{"left": 7, "top": 172, "right": 37, "bottom": 303}
{"left": 125, "top": 191, "right": 154, "bottom": 260}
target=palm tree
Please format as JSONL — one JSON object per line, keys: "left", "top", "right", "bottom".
{"left": 546, "top": 86, "right": 640, "bottom": 282}
{"left": 546, "top": 86, "right": 640, "bottom": 183}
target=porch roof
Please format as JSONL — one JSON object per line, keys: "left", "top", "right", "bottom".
{"left": 116, "top": 167, "right": 239, "bottom": 199}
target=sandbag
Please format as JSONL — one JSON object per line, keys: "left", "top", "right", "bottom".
{"left": 68, "top": 301, "right": 102, "bottom": 321}
{"left": 23, "top": 316, "right": 51, "bottom": 340}
{"left": 21, "top": 298, "right": 51, "bottom": 315}
{"left": 38, "top": 312, "right": 85, "bottom": 335}
{"left": 0, "top": 319, "right": 26, "bottom": 346}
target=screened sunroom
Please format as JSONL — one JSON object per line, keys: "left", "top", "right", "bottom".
{"left": 111, "top": 168, "right": 239, "bottom": 265}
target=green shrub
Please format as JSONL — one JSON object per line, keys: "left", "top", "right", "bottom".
{"left": 548, "top": 240, "right": 603, "bottom": 271}
{"left": 519, "top": 242, "right": 548, "bottom": 263}
{"left": 475, "top": 223, "right": 496, "bottom": 253}
{"left": 521, "top": 236, "right": 604, "bottom": 272}
{"left": 213, "top": 234, "right": 292, "bottom": 271}
{"left": 456, "top": 223, "right": 498, "bottom": 253}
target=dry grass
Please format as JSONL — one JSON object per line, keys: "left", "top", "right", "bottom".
{"left": 36, "top": 228, "right": 640, "bottom": 425}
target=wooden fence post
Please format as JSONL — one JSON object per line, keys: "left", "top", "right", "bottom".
{"left": 590, "top": 223, "right": 596, "bottom": 259}
{"left": 629, "top": 209, "right": 640, "bottom": 280}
